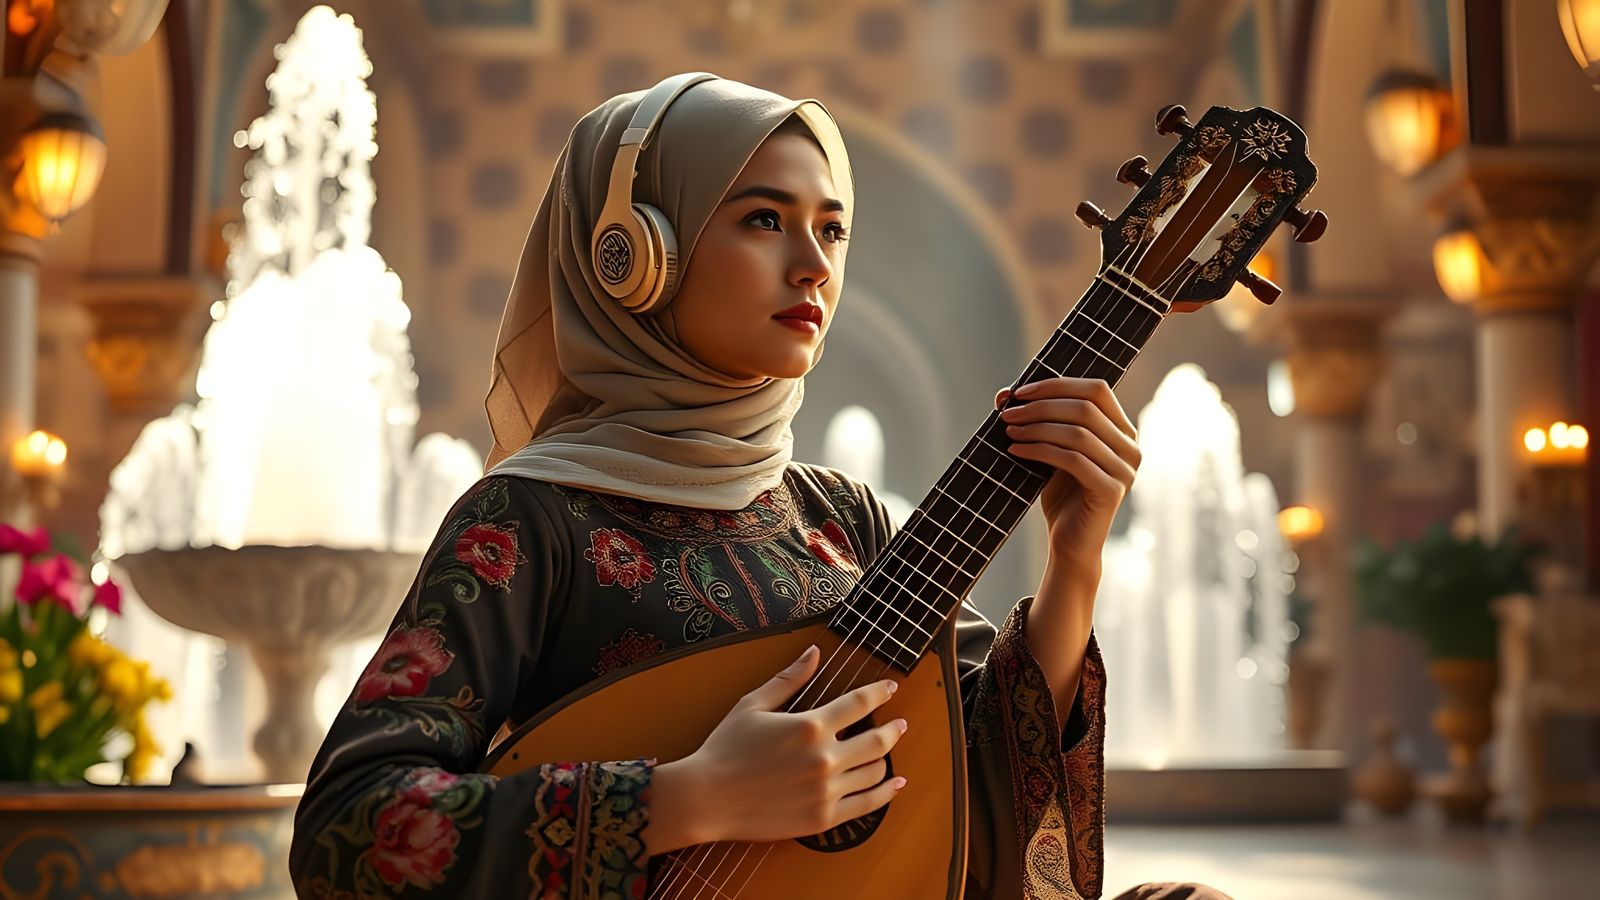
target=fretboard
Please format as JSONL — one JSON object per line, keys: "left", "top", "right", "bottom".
{"left": 828, "top": 265, "right": 1169, "bottom": 672}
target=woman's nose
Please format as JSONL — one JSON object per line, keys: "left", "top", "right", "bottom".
{"left": 789, "top": 234, "right": 832, "bottom": 287}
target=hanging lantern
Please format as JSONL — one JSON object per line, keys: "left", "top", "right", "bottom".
{"left": 1363, "top": 69, "right": 1455, "bottom": 177}
{"left": 1559, "top": 0, "right": 1600, "bottom": 89}
{"left": 17, "top": 112, "right": 107, "bottom": 223}
{"left": 1431, "top": 226, "right": 1486, "bottom": 305}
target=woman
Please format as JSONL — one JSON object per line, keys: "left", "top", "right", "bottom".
{"left": 290, "top": 75, "right": 1228, "bottom": 900}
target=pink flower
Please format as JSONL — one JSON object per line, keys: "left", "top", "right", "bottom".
{"left": 364, "top": 797, "right": 460, "bottom": 889}
{"left": 16, "top": 555, "right": 83, "bottom": 612}
{"left": 452, "top": 522, "right": 524, "bottom": 589}
{"left": 0, "top": 525, "right": 49, "bottom": 558}
{"left": 92, "top": 579, "right": 123, "bottom": 615}
{"left": 356, "top": 625, "right": 454, "bottom": 702}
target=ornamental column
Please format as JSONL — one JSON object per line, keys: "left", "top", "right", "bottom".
{"left": 1277, "top": 301, "right": 1388, "bottom": 753}
{"left": 1415, "top": 147, "right": 1600, "bottom": 555}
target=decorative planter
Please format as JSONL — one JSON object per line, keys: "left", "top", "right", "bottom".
{"left": 1425, "top": 658, "right": 1497, "bottom": 823}
{"left": 0, "top": 783, "right": 301, "bottom": 898}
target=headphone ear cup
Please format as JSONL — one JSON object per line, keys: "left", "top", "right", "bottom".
{"left": 622, "top": 203, "right": 680, "bottom": 315}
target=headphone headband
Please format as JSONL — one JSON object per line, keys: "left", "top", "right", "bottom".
{"left": 593, "top": 73, "right": 719, "bottom": 313}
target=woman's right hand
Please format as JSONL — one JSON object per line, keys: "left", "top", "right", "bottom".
{"left": 649, "top": 644, "right": 908, "bottom": 851}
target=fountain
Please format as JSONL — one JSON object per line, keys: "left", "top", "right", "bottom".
{"left": 99, "top": 6, "right": 480, "bottom": 784}
{"left": 1095, "top": 365, "right": 1345, "bottom": 821}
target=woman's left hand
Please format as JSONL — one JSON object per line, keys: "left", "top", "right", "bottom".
{"left": 995, "top": 377, "right": 1141, "bottom": 570}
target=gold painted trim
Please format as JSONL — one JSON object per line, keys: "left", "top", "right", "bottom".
{"left": 0, "top": 784, "right": 303, "bottom": 813}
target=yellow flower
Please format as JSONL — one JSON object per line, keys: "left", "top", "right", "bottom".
{"left": 33, "top": 699, "right": 71, "bottom": 737}
{"left": 0, "top": 638, "right": 16, "bottom": 671}
{"left": 27, "top": 681, "right": 62, "bottom": 709}
{"left": 0, "top": 669, "right": 21, "bottom": 704}
{"left": 67, "top": 632, "right": 115, "bottom": 670}
{"left": 0, "top": 706, "right": 9, "bottom": 725}
{"left": 99, "top": 658, "right": 141, "bottom": 707}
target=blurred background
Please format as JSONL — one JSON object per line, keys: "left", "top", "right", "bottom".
{"left": 1, "top": 1, "right": 1598, "bottom": 897}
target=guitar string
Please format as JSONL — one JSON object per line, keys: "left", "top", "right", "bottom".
{"left": 655, "top": 236, "right": 1153, "bottom": 900}
{"left": 660, "top": 135, "right": 1249, "bottom": 898}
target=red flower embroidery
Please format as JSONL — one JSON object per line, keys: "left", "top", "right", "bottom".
{"left": 583, "top": 528, "right": 656, "bottom": 595}
{"left": 806, "top": 520, "right": 859, "bottom": 570}
{"left": 399, "top": 767, "right": 461, "bottom": 805}
{"left": 594, "top": 628, "right": 667, "bottom": 675}
{"left": 365, "top": 796, "right": 460, "bottom": 890}
{"left": 357, "top": 625, "right": 453, "bottom": 702}
{"left": 453, "top": 522, "right": 524, "bottom": 589}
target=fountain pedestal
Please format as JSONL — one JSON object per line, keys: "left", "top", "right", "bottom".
{"left": 116, "top": 545, "right": 418, "bottom": 782}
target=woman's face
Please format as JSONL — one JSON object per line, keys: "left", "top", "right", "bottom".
{"left": 666, "top": 130, "right": 848, "bottom": 381}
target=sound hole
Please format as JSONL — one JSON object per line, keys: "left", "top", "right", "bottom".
{"left": 795, "top": 713, "right": 893, "bottom": 853}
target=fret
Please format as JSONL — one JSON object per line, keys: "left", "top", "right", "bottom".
{"left": 1062, "top": 312, "right": 1138, "bottom": 369}
{"left": 908, "top": 505, "right": 987, "bottom": 557}
{"left": 928, "top": 477, "right": 1011, "bottom": 538}
{"left": 955, "top": 454, "right": 1027, "bottom": 504}
{"left": 833, "top": 597, "right": 918, "bottom": 658}
{"left": 928, "top": 483, "right": 1009, "bottom": 543}
{"left": 1053, "top": 325, "right": 1127, "bottom": 375}
{"left": 899, "top": 517, "right": 983, "bottom": 581}
{"left": 1073, "top": 306, "right": 1140, "bottom": 354}
{"left": 865, "top": 569, "right": 945, "bottom": 622}
{"left": 874, "top": 551, "right": 962, "bottom": 607}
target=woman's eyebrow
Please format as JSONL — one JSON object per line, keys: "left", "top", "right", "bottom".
{"left": 724, "top": 185, "right": 845, "bottom": 213}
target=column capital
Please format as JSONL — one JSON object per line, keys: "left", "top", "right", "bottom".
{"left": 1263, "top": 298, "right": 1391, "bottom": 419}
{"left": 75, "top": 275, "right": 218, "bottom": 415}
{"left": 1412, "top": 144, "right": 1600, "bottom": 316}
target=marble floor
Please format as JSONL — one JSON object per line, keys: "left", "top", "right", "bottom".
{"left": 1101, "top": 818, "right": 1600, "bottom": 899}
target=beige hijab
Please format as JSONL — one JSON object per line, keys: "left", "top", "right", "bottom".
{"left": 484, "top": 76, "right": 854, "bottom": 510}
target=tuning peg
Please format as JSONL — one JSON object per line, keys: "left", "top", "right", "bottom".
{"left": 1284, "top": 207, "right": 1328, "bottom": 243}
{"left": 1156, "top": 104, "right": 1194, "bottom": 138}
{"left": 1238, "top": 268, "right": 1282, "bottom": 305}
{"left": 1075, "top": 201, "right": 1111, "bottom": 230}
{"left": 1116, "top": 155, "right": 1152, "bottom": 187}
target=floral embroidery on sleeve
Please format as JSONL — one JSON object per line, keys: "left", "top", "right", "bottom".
{"left": 350, "top": 606, "right": 487, "bottom": 756}
{"left": 356, "top": 624, "right": 454, "bottom": 702}
{"left": 425, "top": 479, "right": 529, "bottom": 604}
{"left": 309, "top": 766, "right": 492, "bottom": 898}
{"left": 583, "top": 528, "right": 657, "bottom": 599}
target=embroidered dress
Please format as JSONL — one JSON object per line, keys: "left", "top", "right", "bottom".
{"left": 291, "top": 463, "right": 1106, "bottom": 899}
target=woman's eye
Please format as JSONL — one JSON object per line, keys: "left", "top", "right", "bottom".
{"left": 747, "top": 210, "right": 781, "bottom": 231}
{"left": 823, "top": 223, "right": 850, "bottom": 243}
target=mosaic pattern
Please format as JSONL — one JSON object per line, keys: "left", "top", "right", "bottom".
{"left": 279, "top": 0, "right": 1246, "bottom": 457}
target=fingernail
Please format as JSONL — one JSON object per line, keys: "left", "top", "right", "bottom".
{"left": 886, "top": 680, "right": 898, "bottom": 695}
{"left": 892, "top": 777, "right": 908, "bottom": 790}
{"left": 895, "top": 718, "right": 908, "bottom": 733}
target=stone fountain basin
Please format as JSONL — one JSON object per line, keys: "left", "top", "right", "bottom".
{"left": 115, "top": 545, "right": 419, "bottom": 652}
{"left": 114, "top": 545, "right": 422, "bottom": 783}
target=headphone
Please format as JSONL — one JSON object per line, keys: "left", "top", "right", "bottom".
{"left": 591, "top": 72, "right": 720, "bottom": 315}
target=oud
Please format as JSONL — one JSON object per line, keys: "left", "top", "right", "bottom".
{"left": 484, "top": 104, "right": 1325, "bottom": 899}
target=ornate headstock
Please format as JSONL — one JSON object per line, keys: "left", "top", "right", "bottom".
{"left": 1075, "top": 104, "right": 1324, "bottom": 313}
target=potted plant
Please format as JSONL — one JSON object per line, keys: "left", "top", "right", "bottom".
{"left": 1353, "top": 521, "right": 1536, "bottom": 822}
{"left": 0, "top": 524, "right": 169, "bottom": 783}
{"left": 0, "top": 524, "right": 303, "bottom": 896}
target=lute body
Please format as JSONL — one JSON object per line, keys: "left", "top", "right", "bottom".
{"left": 483, "top": 613, "right": 969, "bottom": 898}
{"left": 484, "top": 103, "right": 1322, "bottom": 900}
